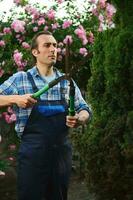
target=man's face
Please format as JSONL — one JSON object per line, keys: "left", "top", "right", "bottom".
{"left": 32, "top": 34, "right": 57, "bottom": 67}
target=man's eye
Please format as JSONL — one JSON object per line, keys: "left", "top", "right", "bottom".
{"left": 44, "top": 44, "right": 50, "bottom": 47}
{"left": 54, "top": 44, "right": 57, "bottom": 48}
{"left": 43, "top": 43, "right": 57, "bottom": 48}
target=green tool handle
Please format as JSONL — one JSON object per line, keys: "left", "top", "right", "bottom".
{"left": 69, "top": 95, "right": 75, "bottom": 116}
{"left": 32, "top": 75, "right": 65, "bottom": 99}
{"left": 32, "top": 85, "right": 49, "bottom": 98}
{"left": 68, "top": 79, "right": 75, "bottom": 116}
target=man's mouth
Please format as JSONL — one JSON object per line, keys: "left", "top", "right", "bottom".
{"left": 48, "top": 55, "right": 56, "bottom": 59}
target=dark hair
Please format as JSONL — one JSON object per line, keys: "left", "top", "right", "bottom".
{"left": 30, "top": 31, "right": 53, "bottom": 63}
{"left": 31, "top": 31, "right": 52, "bottom": 51}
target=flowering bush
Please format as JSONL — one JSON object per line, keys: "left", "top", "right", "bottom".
{"left": 0, "top": 0, "right": 116, "bottom": 121}
{"left": 0, "top": 0, "right": 116, "bottom": 76}
{"left": 0, "top": 0, "right": 116, "bottom": 173}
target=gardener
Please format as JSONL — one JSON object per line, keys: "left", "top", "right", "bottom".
{"left": 0, "top": 31, "right": 92, "bottom": 200}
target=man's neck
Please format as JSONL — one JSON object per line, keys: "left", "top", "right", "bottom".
{"left": 36, "top": 64, "right": 54, "bottom": 76}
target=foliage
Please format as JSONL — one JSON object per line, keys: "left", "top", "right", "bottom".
{"left": 110, "top": 0, "right": 133, "bottom": 29}
{"left": 0, "top": 118, "right": 19, "bottom": 171}
{"left": 0, "top": 0, "right": 116, "bottom": 87}
{"left": 76, "top": 1, "right": 133, "bottom": 199}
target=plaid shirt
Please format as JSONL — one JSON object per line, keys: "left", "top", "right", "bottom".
{"left": 0, "top": 66, "right": 91, "bottom": 137}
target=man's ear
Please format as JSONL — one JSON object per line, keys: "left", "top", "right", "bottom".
{"left": 32, "top": 49, "right": 39, "bottom": 57}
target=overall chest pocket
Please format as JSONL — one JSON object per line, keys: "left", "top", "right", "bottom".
{"left": 37, "top": 104, "right": 66, "bottom": 116}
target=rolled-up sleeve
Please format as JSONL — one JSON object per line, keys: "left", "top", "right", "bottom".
{"left": 0, "top": 74, "right": 18, "bottom": 95}
{"left": 74, "top": 82, "right": 92, "bottom": 119}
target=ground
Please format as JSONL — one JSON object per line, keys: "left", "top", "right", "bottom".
{"left": 68, "top": 173, "right": 94, "bottom": 200}
{"left": 0, "top": 167, "right": 93, "bottom": 200}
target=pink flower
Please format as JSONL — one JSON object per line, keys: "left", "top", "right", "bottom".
{"left": 98, "top": 14, "right": 104, "bottom": 23}
{"left": 52, "top": 23, "right": 60, "bottom": 30}
{"left": 9, "top": 144, "right": 16, "bottom": 151}
{"left": 13, "top": 0, "right": 21, "bottom": 5}
{"left": 89, "top": 0, "right": 97, "bottom": 3}
{"left": 82, "top": 38, "right": 88, "bottom": 45}
{"left": 47, "top": 9, "right": 55, "bottom": 20}
{"left": 16, "top": 34, "right": 21, "bottom": 38}
{"left": 75, "top": 25, "right": 88, "bottom": 45}
{"left": 38, "top": 18, "right": 45, "bottom": 26}
{"left": 31, "top": 19, "right": 35, "bottom": 23}
{"left": 91, "top": 8, "right": 98, "bottom": 16}
{"left": 62, "top": 20, "right": 72, "bottom": 29}
{"left": 11, "top": 20, "right": 25, "bottom": 33}
{"left": 99, "top": 0, "right": 106, "bottom": 8}
{"left": 58, "top": 42, "right": 64, "bottom": 47}
{"left": 57, "top": 0, "right": 64, "bottom": 3}
{"left": 7, "top": 107, "right": 14, "bottom": 114}
{"left": 0, "top": 170, "right": 5, "bottom": 176}
{"left": 75, "top": 25, "right": 85, "bottom": 37}
{"left": 57, "top": 55, "right": 63, "bottom": 61}
{"left": 44, "top": 26, "right": 49, "bottom": 31}
{"left": 10, "top": 113, "right": 17, "bottom": 122}
{"left": 3, "top": 27, "right": 11, "bottom": 34}
{"left": 13, "top": 50, "right": 23, "bottom": 63}
{"left": 13, "top": 50, "right": 26, "bottom": 69}
{"left": 0, "top": 135, "right": 2, "bottom": 143}
{"left": 33, "top": 27, "right": 38, "bottom": 32}
{"left": 0, "top": 40, "right": 5, "bottom": 47}
{"left": 57, "top": 48, "right": 62, "bottom": 53}
{"left": 63, "top": 35, "right": 73, "bottom": 44}
{"left": 88, "top": 32, "right": 95, "bottom": 44}
{"left": 2, "top": 112, "right": 10, "bottom": 123}
{"left": 106, "top": 3, "right": 116, "bottom": 19}
{"left": 79, "top": 48, "right": 88, "bottom": 57}
{"left": 98, "top": 23, "right": 104, "bottom": 32}
{"left": 17, "top": 38, "right": 23, "bottom": 43}
{"left": 2, "top": 112, "right": 16, "bottom": 124}
{"left": 25, "top": 6, "right": 40, "bottom": 19}
{"left": 8, "top": 157, "right": 14, "bottom": 161}
{"left": 21, "top": 61, "right": 27, "bottom": 68}
{"left": 22, "top": 42, "right": 30, "bottom": 49}
{"left": 62, "top": 48, "right": 66, "bottom": 55}
{"left": 0, "top": 67, "right": 4, "bottom": 77}
{"left": 1, "top": 61, "right": 5, "bottom": 66}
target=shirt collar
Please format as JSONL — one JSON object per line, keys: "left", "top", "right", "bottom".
{"left": 28, "top": 66, "right": 64, "bottom": 78}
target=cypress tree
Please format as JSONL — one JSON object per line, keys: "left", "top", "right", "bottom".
{"left": 79, "top": 1, "right": 133, "bottom": 199}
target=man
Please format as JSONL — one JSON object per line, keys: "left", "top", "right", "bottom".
{"left": 0, "top": 31, "right": 92, "bottom": 200}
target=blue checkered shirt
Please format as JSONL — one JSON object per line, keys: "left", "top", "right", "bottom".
{"left": 0, "top": 66, "right": 92, "bottom": 137}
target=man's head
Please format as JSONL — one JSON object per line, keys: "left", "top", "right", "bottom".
{"left": 31, "top": 31, "right": 57, "bottom": 67}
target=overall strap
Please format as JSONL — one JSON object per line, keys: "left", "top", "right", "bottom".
{"left": 27, "top": 72, "right": 38, "bottom": 93}
{"left": 54, "top": 68, "right": 67, "bottom": 101}
{"left": 60, "top": 79, "right": 67, "bottom": 101}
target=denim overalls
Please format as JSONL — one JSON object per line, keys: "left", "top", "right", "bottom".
{"left": 17, "top": 72, "right": 72, "bottom": 200}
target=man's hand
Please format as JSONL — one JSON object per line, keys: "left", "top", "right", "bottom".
{"left": 0, "top": 94, "right": 37, "bottom": 108}
{"left": 15, "top": 94, "right": 37, "bottom": 108}
{"left": 66, "top": 110, "right": 90, "bottom": 128}
{"left": 66, "top": 114, "right": 79, "bottom": 128}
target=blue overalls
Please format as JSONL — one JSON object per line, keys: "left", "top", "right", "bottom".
{"left": 17, "top": 72, "right": 72, "bottom": 200}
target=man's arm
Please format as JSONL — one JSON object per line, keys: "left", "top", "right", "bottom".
{"left": 0, "top": 95, "right": 37, "bottom": 108}
{"left": 0, "top": 72, "right": 37, "bottom": 108}
{"left": 66, "top": 79, "right": 92, "bottom": 128}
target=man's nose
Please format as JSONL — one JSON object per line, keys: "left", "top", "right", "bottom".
{"left": 50, "top": 45, "right": 56, "bottom": 52}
